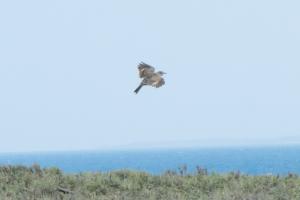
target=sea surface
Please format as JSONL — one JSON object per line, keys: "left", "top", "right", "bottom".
{"left": 1, "top": 145, "right": 300, "bottom": 175}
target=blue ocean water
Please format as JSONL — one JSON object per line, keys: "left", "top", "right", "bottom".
{"left": 1, "top": 146, "right": 300, "bottom": 175}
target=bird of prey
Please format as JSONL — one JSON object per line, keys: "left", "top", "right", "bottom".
{"left": 134, "top": 62, "right": 166, "bottom": 94}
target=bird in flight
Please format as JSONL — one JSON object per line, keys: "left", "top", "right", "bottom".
{"left": 134, "top": 62, "right": 166, "bottom": 94}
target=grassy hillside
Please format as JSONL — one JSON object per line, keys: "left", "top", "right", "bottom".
{"left": 0, "top": 165, "right": 299, "bottom": 200}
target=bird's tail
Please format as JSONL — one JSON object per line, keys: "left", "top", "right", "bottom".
{"left": 134, "top": 83, "right": 144, "bottom": 94}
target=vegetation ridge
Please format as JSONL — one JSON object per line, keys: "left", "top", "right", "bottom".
{"left": 0, "top": 165, "right": 299, "bottom": 200}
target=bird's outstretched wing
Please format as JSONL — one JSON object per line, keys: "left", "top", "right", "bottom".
{"left": 138, "top": 62, "right": 155, "bottom": 78}
{"left": 153, "top": 78, "right": 165, "bottom": 88}
{"left": 149, "top": 74, "right": 165, "bottom": 88}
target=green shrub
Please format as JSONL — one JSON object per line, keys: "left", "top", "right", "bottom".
{"left": 0, "top": 165, "right": 300, "bottom": 200}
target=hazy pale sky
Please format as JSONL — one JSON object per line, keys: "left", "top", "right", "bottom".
{"left": 0, "top": 0, "right": 299, "bottom": 152}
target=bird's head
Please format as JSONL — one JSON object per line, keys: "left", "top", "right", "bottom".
{"left": 157, "top": 71, "right": 167, "bottom": 76}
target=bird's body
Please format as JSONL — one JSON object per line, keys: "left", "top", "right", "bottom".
{"left": 134, "top": 62, "right": 166, "bottom": 94}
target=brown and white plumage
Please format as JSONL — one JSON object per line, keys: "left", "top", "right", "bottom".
{"left": 138, "top": 62, "right": 155, "bottom": 78}
{"left": 134, "top": 62, "right": 166, "bottom": 94}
